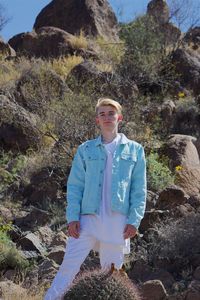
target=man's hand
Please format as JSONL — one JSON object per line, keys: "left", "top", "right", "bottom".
{"left": 67, "top": 221, "right": 80, "bottom": 239}
{"left": 123, "top": 224, "right": 137, "bottom": 239}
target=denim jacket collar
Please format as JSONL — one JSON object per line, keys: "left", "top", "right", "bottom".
{"left": 95, "top": 133, "right": 129, "bottom": 146}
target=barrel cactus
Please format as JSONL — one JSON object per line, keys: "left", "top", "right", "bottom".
{"left": 64, "top": 267, "right": 141, "bottom": 300}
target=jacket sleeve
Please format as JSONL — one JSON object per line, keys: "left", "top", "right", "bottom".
{"left": 127, "top": 145, "right": 147, "bottom": 229}
{"left": 66, "top": 146, "right": 86, "bottom": 223}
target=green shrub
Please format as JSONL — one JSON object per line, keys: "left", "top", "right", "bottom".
{"left": 0, "top": 243, "right": 29, "bottom": 271}
{"left": 119, "top": 15, "right": 176, "bottom": 93}
{"left": 147, "top": 152, "right": 174, "bottom": 191}
{"left": 0, "top": 150, "right": 26, "bottom": 193}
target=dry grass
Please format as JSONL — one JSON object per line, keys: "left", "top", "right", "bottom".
{"left": 2, "top": 286, "right": 45, "bottom": 300}
{"left": 94, "top": 35, "right": 125, "bottom": 67}
{"left": 50, "top": 55, "right": 83, "bottom": 78}
{"left": 69, "top": 30, "right": 88, "bottom": 50}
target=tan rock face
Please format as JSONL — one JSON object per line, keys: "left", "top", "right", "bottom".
{"left": 33, "top": 0, "right": 119, "bottom": 41}
{"left": 172, "top": 49, "right": 200, "bottom": 96}
{"left": 175, "top": 165, "right": 200, "bottom": 196}
{"left": 162, "top": 134, "right": 200, "bottom": 169}
{"left": 0, "top": 95, "right": 42, "bottom": 152}
{"left": 8, "top": 27, "right": 97, "bottom": 59}
{"left": 147, "top": 0, "right": 169, "bottom": 24}
{"left": 141, "top": 279, "right": 168, "bottom": 300}
{"left": 162, "top": 134, "right": 200, "bottom": 196}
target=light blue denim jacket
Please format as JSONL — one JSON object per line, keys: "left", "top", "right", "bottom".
{"left": 66, "top": 133, "right": 147, "bottom": 229}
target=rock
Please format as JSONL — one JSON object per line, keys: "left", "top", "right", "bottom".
{"left": 147, "top": 0, "right": 169, "bottom": 24}
{"left": 129, "top": 260, "right": 153, "bottom": 282}
{"left": 184, "top": 26, "right": 200, "bottom": 49}
{"left": 0, "top": 95, "right": 42, "bottom": 152}
{"left": 172, "top": 49, "right": 200, "bottom": 96}
{"left": 140, "top": 209, "right": 170, "bottom": 232}
{"left": 35, "top": 226, "right": 54, "bottom": 247}
{"left": 146, "top": 190, "right": 158, "bottom": 210}
{"left": 160, "top": 23, "right": 181, "bottom": 46}
{"left": 176, "top": 164, "right": 200, "bottom": 196}
{"left": 171, "top": 103, "right": 200, "bottom": 137}
{"left": 38, "top": 258, "right": 58, "bottom": 281}
{"left": 141, "top": 279, "right": 168, "bottom": 300}
{"left": 194, "top": 266, "right": 200, "bottom": 280}
{"left": 156, "top": 185, "right": 190, "bottom": 210}
{"left": 33, "top": 0, "right": 119, "bottom": 42}
{"left": 17, "top": 232, "right": 46, "bottom": 255}
{"left": 161, "top": 134, "right": 200, "bottom": 169}
{"left": 9, "top": 27, "right": 98, "bottom": 59}
{"left": 0, "top": 38, "right": 16, "bottom": 58}
{"left": 0, "top": 205, "right": 13, "bottom": 222}
{"left": 14, "top": 207, "right": 51, "bottom": 231}
{"left": 50, "top": 231, "right": 67, "bottom": 248}
{"left": 22, "top": 167, "right": 62, "bottom": 208}
{"left": 47, "top": 245, "right": 65, "bottom": 265}
{"left": 185, "top": 280, "right": 200, "bottom": 300}
{"left": 161, "top": 100, "right": 176, "bottom": 121}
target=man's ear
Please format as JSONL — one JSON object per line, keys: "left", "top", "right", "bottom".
{"left": 118, "top": 115, "right": 123, "bottom": 122}
{"left": 95, "top": 117, "right": 99, "bottom": 124}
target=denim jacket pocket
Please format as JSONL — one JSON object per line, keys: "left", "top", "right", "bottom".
{"left": 120, "top": 153, "right": 137, "bottom": 163}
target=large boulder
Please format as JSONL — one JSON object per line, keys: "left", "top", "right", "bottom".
{"left": 161, "top": 134, "right": 200, "bottom": 196}
{"left": 161, "top": 134, "right": 199, "bottom": 169}
{"left": 147, "top": 0, "right": 169, "bottom": 24}
{"left": 184, "top": 26, "right": 200, "bottom": 49}
{"left": 33, "top": 0, "right": 119, "bottom": 41}
{"left": 0, "top": 95, "right": 42, "bottom": 152}
{"left": 0, "top": 37, "right": 16, "bottom": 58}
{"left": 172, "top": 48, "right": 200, "bottom": 96}
{"left": 9, "top": 26, "right": 97, "bottom": 59}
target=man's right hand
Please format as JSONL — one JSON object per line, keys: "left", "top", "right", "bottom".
{"left": 67, "top": 221, "right": 80, "bottom": 239}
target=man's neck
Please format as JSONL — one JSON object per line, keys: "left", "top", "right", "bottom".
{"left": 101, "top": 131, "right": 118, "bottom": 144}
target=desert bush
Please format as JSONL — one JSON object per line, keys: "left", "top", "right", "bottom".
{"left": 171, "top": 96, "right": 200, "bottom": 137}
{"left": 147, "top": 151, "right": 175, "bottom": 191}
{"left": 0, "top": 243, "right": 29, "bottom": 271}
{"left": 0, "top": 217, "right": 29, "bottom": 272}
{"left": 94, "top": 35, "right": 125, "bottom": 69}
{"left": 65, "top": 268, "right": 141, "bottom": 300}
{"left": 148, "top": 213, "right": 200, "bottom": 264}
{"left": 16, "top": 64, "right": 67, "bottom": 117}
{"left": 0, "top": 150, "right": 26, "bottom": 194}
{"left": 119, "top": 15, "right": 176, "bottom": 93}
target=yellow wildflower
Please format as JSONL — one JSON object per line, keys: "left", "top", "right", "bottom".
{"left": 175, "top": 165, "right": 183, "bottom": 171}
{"left": 178, "top": 92, "right": 185, "bottom": 98}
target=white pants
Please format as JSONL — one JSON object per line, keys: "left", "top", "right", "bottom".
{"left": 43, "top": 230, "right": 124, "bottom": 300}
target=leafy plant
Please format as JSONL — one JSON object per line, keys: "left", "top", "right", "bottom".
{"left": 147, "top": 151, "right": 175, "bottom": 191}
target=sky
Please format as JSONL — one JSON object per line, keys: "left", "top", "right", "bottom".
{"left": 0, "top": 0, "right": 149, "bottom": 42}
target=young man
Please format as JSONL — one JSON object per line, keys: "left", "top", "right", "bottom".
{"left": 44, "top": 98, "right": 147, "bottom": 300}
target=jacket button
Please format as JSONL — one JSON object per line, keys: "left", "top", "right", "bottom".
{"left": 100, "top": 170, "right": 103, "bottom": 173}
{"left": 99, "top": 184, "right": 101, "bottom": 187}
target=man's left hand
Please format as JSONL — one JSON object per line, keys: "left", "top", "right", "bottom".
{"left": 123, "top": 224, "right": 137, "bottom": 239}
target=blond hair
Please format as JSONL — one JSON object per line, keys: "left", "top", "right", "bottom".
{"left": 95, "top": 98, "right": 122, "bottom": 115}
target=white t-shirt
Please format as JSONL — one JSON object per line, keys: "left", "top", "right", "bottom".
{"left": 80, "top": 133, "right": 130, "bottom": 254}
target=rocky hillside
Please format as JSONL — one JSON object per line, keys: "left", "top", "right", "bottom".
{"left": 0, "top": 0, "right": 200, "bottom": 299}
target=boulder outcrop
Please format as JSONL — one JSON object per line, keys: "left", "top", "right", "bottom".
{"left": 33, "top": 0, "right": 119, "bottom": 41}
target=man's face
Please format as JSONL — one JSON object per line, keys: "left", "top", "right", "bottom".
{"left": 96, "top": 105, "right": 122, "bottom": 132}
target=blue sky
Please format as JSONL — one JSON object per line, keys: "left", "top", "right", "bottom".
{"left": 0, "top": 0, "right": 149, "bottom": 41}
